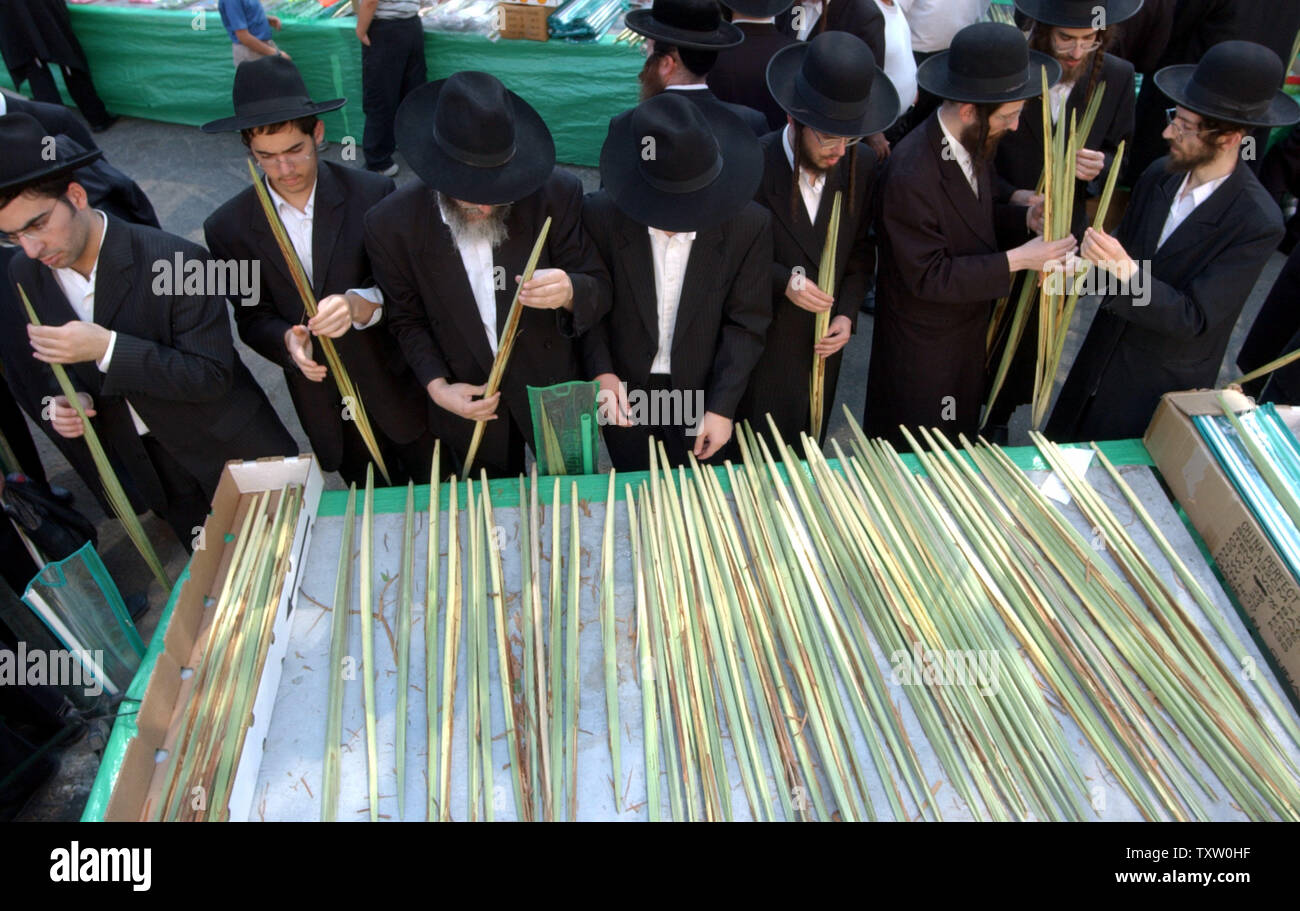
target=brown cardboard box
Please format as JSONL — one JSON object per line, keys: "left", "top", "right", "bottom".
{"left": 1144, "top": 390, "right": 1300, "bottom": 707}
{"left": 101, "top": 455, "right": 323, "bottom": 821}
{"left": 497, "top": 0, "right": 556, "bottom": 41}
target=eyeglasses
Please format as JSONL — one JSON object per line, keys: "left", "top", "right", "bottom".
{"left": 1165, "top": 107, "right": 1211, "bottom": 139}
{"left": 250, "top": 149, "right": 315, "bottom": 171}
{"left": 0, "top": 197, "right": 69, "bottom": 247}
{"left": 1051, "top": 31, "right": 1101, "bottom": 53}
{"left": 808, "top": 127, "right": 864, "bottom": 150}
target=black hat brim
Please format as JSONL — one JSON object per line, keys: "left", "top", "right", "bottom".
{"left": 766, "top": 42, "right": 901, "bottom": 136}
{"left": 395, "top": 79, "right": 555, "bottom": 206}
{"left": 721, "top": 0, "right": 795, "bottom": 18}
{"left": 916, "top": 50, "right": 1062, "bottom": 104}
{"left": 1153, "top": 64, "right": 1300, "bottom": 128}
{"left": 625, "top": 10, "right": 744, "bottom": 49}
{"left": 0, "top": 149, "right": 104, "bottom": 197}
{"left": 1013, "top": 0, "right": 1144, "bottom": 28}
{"left": 199, "top": 97, "right": 347, "bottom": 133}
{"left": 599, "top": 103, "right": 763, "bottom": 233}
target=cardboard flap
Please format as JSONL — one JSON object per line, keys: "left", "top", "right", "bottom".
{"left": 1161, "top": 388, "right": 1255, "bottom": 418}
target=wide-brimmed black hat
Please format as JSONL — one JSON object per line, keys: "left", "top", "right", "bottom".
{"left": 626, "top": 0, "right": 743, "bottom": 49}
{"left": 394, "top": 72, "right": 555, "bottom": 205}
{"left": 199, "top": 55, "right": 346, "bottom": 133}
{"left": 917, "top": 22, "right": 1061, "bottom": 104}
{"left": 600, "top": 92, "right": 762, "bottom": 232}
{"left": 0, "top": 113, "right": 102, "bottom": 197}
{"left": 720, "top": 0, "right": 795, "bottom": 19}
{"left": 767, "top": 31, "right": 900, "bottom": 136}
{"left": 1154, "top": 40, "right": 1300, "bottom": 129}
{"left": 1014, "top": 0, "right": 1143, "bottom": 29}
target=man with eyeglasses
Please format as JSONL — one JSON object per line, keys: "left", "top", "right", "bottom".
{"left": 0, "top": 112, "right": 297, "bottom": 550}
{"left": 202, "top": 56, "right": 433, "bottom": 486}
{"left": 864, "top": 23, "right": 1075, "bottom": 448}
{"left": 985, "top": 0, "right": 1138, "bottom": 440}
{"left": 741, "top": 32, "right": 895, "bottom": 446}
{"left": 1047, "top": 41, "right": 1299, "bottom": 442}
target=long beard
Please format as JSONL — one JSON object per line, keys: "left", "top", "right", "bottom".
{"left": 958, "top": 120, "right": 1003, "bottom": 164}
{"left": 437, "top": 192, "right": 511, "bottom": 249}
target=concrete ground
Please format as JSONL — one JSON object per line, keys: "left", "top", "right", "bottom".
{"left": 7, "top": 105, "right": 1288, "bottom": 820}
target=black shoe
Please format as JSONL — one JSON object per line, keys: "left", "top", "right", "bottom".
{"left": 90, "top": 115, "right": 119, "bottom": 134}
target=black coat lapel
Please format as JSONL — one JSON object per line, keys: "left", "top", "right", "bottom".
{"left": 248, "top": 178, "right": 301, "bottom": 309}
{"left": 929, "top": 116, "right": 996, "bottom": 247}
{"left": 671, "top": 227, "right": 724, "bottom": 354}
{"left": 1155, "top": 166, "right": 1243, "bottom": 260}
{"left": 310, "top": 162, "right": 346, "bottom": 299}
{"left": 423, "top": 196, "right": 496, "bottom": 376}
{"left": 615, "top": 215, "right": 659, "bottom": 342}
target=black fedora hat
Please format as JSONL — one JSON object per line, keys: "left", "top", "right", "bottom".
{"left": 1154, "top": 40, "right": 1300, "bottom": 129}
{"left": 1014, "top": 0, "right": 1143, "bottom": 29}
{"left": 626, "top": 0, "right": 743, "bottom": 49}
{"left": 0, "top": 113, "right": 102, "bottom": 197}
{"left": 720, "top": 0, "right": 795, "bottom": 18}
{"left": 767, "top": 31, "right": 900, "bottom": 136}
{"left": 395, "top": 71, "right": 555, "bottom": 206}
{"left": 916, "top": 21, "right": 1061, "bottom": 104}
{"left": 600, "top": 92, "right": 762, "bottom": 232}
{"left": 199, "top": 55, "right": 345, "bottom": 133}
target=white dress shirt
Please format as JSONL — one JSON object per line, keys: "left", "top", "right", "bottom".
{"left": 782, "top": 125, "right": 829, "bottom": 223}
{"left": 438, "top": 205, "right": 501, "bottom": 355}
{"left": 52, "top": 211, "right": 150, "bottom": 435}
{"left": 647, "top": 226, "right": 696, "bottom": 375}
{"left": 937, "top": 110, "right": 979, "bottom": 198}
{"left": 898, "top": 0, "right": 990, "bottom": 54}
{"left": 796, "top": 0, "right": 824, "bottom": 39}
{"left": 266, "top": 177, "right": 384, "bottom": 328}
{"left": 874, "top": 0, "right": 918, "bottom": 113}
{"left": 1157, "top": 171, "right": 1231, "bottom": 249}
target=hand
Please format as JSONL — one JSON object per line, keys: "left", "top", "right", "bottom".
{"left": 518, "top": 268, "right": 573, "bottom": 311}
{"left": 27, "top": 320, "right": 112, "bottom": 364}
{"left": 1081, "top": 226, "right": 1138, "bottom": 281}
{"left": 867, "top": 132, "right": 890, "bottom": 161}
{"left": 285, "top": 326, "right": 327, "bottom": 382}
{"left": 1025, "top": 193, "right": 1046, "bottom": 235}
{"left": 814, "top": 315, "right": 852, "bottom": 358}
{"left": 1008, "top": 235, "right": 1076, "bottom": 274}
{"left": 49, "top": 392, "right": 95, "bottom": 439}
{"left": 308, "top": 294, "right": 353, "bottom": 339}
{"left": 1076, "top": 148, "right": 1106, "bottom": 182}
{"left": 356, "top": 24, "right": 371, "bottom": 46}
{"left": 596, "top": 373, "right": 633, "bottom": 428}
{"left": 268, "top": 15, "right": 281, "bottom": 29}
{"left": 693, "top": 412, "right": 733, "bottom": 461}
{"left": 785, "top": 272, "right": 834, "bottom": 313}
{"left": 429, "top": 378, "right": 500, "bottom": 421}
{"left": 275, "top": 49, "right": 291, "bottom": 60}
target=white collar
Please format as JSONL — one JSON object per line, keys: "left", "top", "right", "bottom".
{"left": 647, "top": 225, "right": 696, "bottom": 243}
{"left": 664, "top": 83, "right": 710, "bottom": 92}
{"left": 1174, "top": 170, "right": 1231, "bottom": 207}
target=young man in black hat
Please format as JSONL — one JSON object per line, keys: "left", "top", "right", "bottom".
{"left": 708, "top": 0, "right": 799, "bottom": 132}
{"left": 366, "top": 71, "right": 611, "bottom": 479}
{"left": 0, "top": 113, "right": 297, "bottom": 548}
{"left": 865, "top": 21, "right": 1076, "bottom": 448}
{"left": 742, "top": 31, "right": 895, "bottom": 446}
{"left": 986, "top": 0, "right": 1138, "bottom": 438}
{"left": 583, "top": 92, "right": 772, "bottom": 470}
{"left": 201, "top": 56, "right": 433, "bottom": 487}
{"left": 628, "top": 0, "right": 768, "bottom": 136}
{"left": 1047, "top": 41, "right": 1298, "bottom": 442}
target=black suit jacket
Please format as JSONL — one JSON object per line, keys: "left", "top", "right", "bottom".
{"left": 204, "top": 161, "right": 426, "bottom": 473}
{"left": 995, "top": 53, "right": 1135, "bottom": 239}
{"left": 6, "top": 216, "right": 296, "bottom": 512}
{"left": 664, "top": 86, "right": 768, "bottom": 137}
{"left": 1238, "top": 244, "right": 1300, "bottom": 403}
{"left": 743, "top": 127, "right": 877, "bottom": 442}
{"left": 1047, "top": 158, "right": 1285, "bottom": 442}
{"left": 865, "top": 111, "right": 1029, "bottom": 445}
{"left": 708, "top": 22, "right": 799, "bottom": 132}
{"left": 581, "top": 191, "right": 773, "bottom": 422}
{"left": 3, "top": 92, "right": 95, "bottom": 149}
{"left": 366, "top": 169, "right": 610, "bottom": 476}
{"left": 775, "top": 0, "right": 886, "bottom": 65}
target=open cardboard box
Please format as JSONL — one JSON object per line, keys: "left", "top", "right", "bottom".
{"left": 86, "top": 455, "right": 323, "bottom": 821}
{"left": 1145, "top": 390, "right": 1300, "bottom": 709}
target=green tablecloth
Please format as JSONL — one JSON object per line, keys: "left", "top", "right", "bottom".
{"left": 1, "top": 5, "right": 643, "bottom": 167}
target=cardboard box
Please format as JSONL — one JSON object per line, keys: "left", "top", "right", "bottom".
{"left": 1145, "top": 390, "right": 1300, "bottom": 708}
{"left": 497, "top": 0, "right": 556, "bottom": 41}
{"left": 95, "top": 455, "right": 323, "bottom": 821}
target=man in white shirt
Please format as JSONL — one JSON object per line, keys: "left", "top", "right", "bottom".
{"left": 1048, "top": 41, "right": 1299, "bottom": 441}
{"left": 583, "top": 93, "right": 772, "bottom": 470}
{"left": 0, "top": 112, "right": 297, "bottom": 549}
{"left": 202, "top": 56, "right": 433, "bottom": 486}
